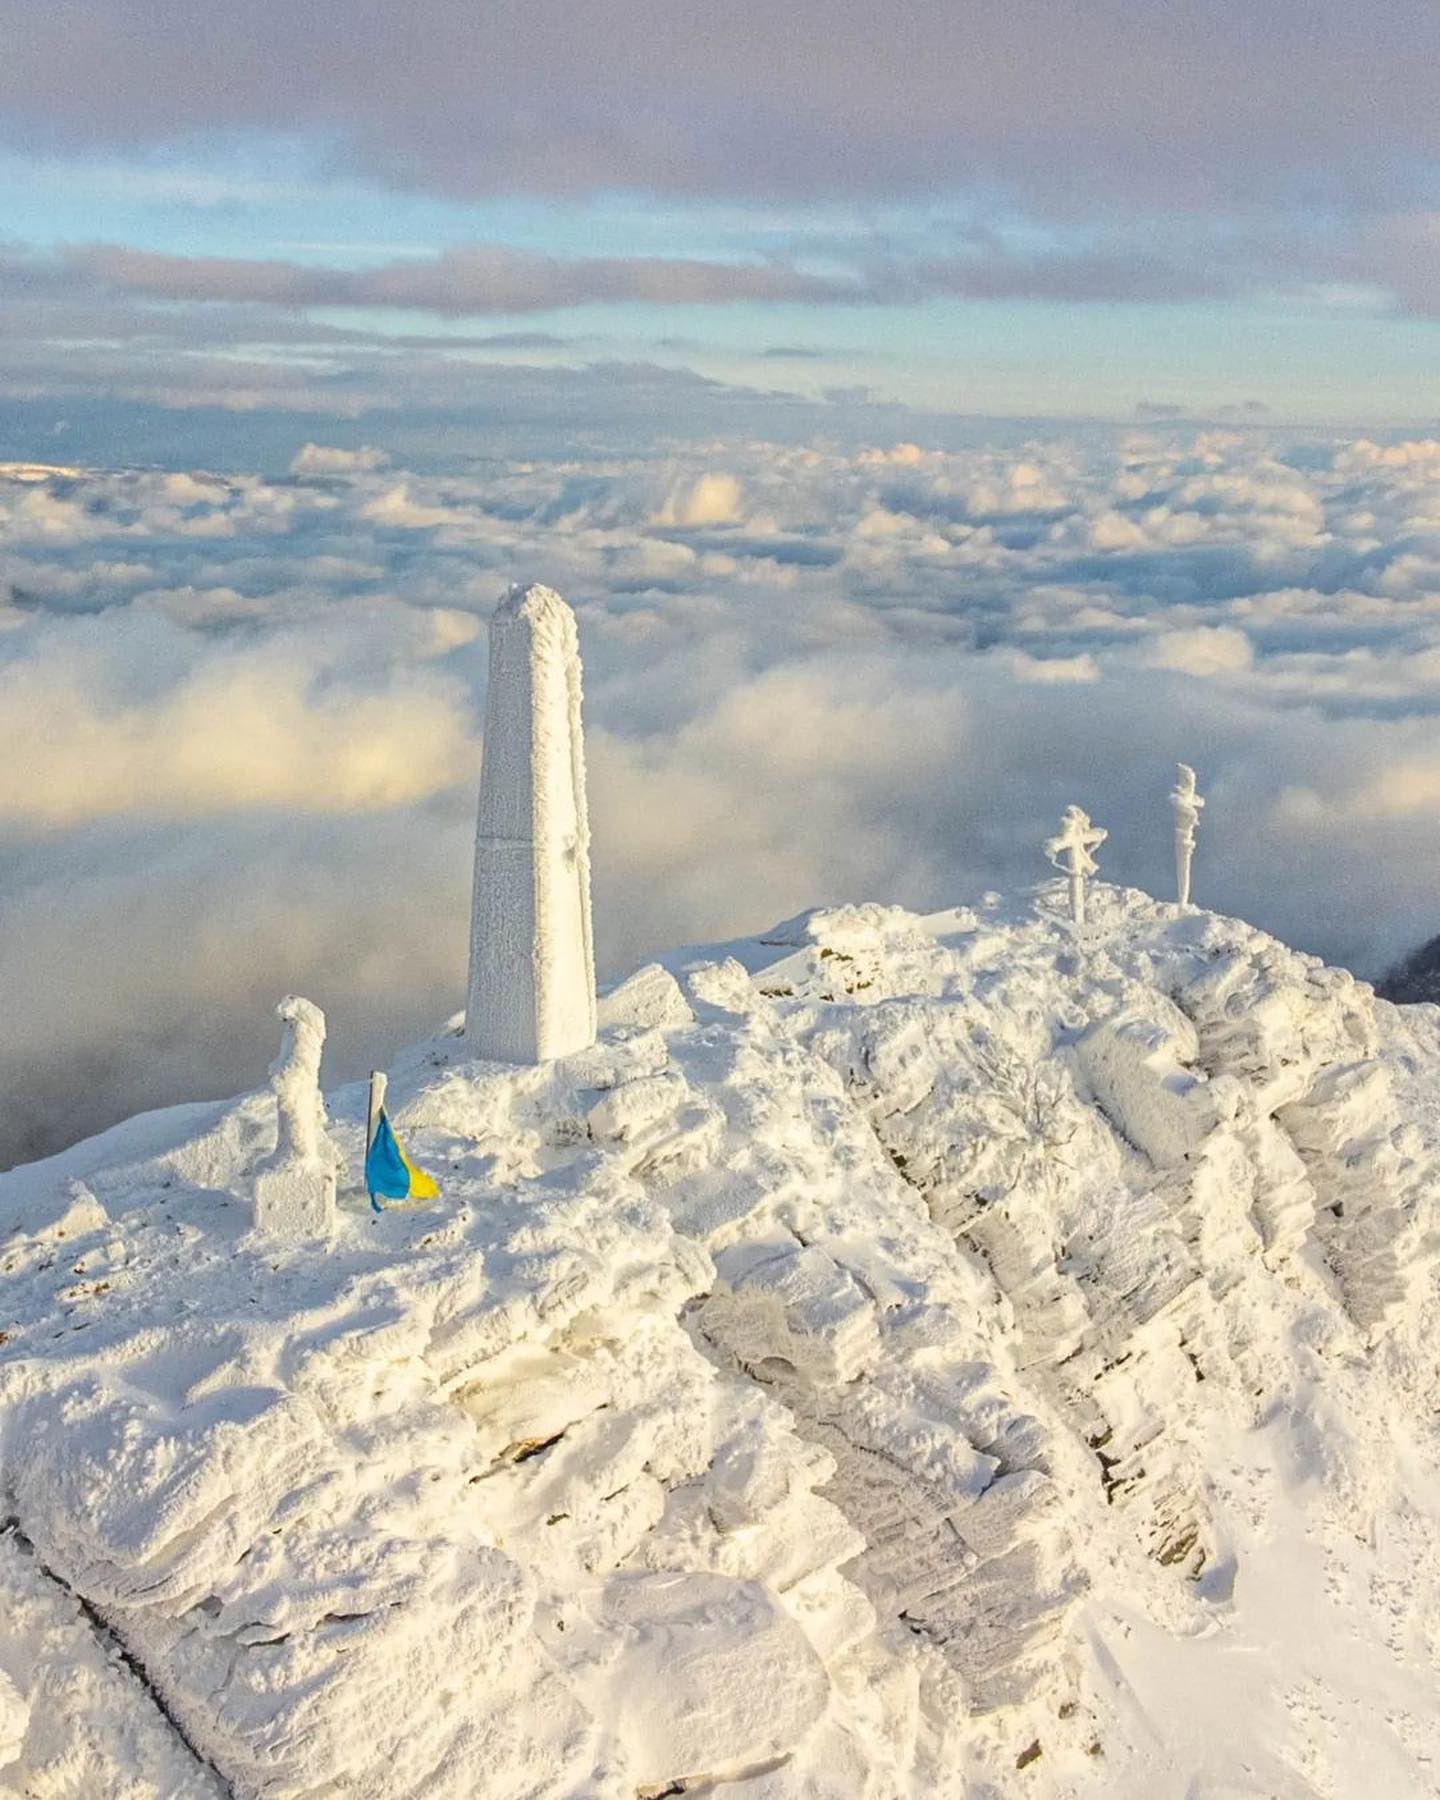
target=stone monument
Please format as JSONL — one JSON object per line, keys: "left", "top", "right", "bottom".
{"left": 465, "top": 583, "right": 596, "bottom": 1062}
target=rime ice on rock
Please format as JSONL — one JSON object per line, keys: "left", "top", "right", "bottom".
{"left": 9, "top": 889, "right": 1440, "bottom": 1792}
{"left": 0, "top": 1667, "right": 25, "bottom": 1770}
{"left": 1075, "top": 1000, "right": 1225, "bottom": 1166}
{"left": 252, "top": 994, "right": 338, "bottom": 1238}
{"left": 1171, "top": 762, "right": 1204, "bottom": 907}
{"left": 1045, "top": 804, "right": 1106, "bottom": 926}
{"left": 466, "top": 583, "right": 596, "bottom": 1064}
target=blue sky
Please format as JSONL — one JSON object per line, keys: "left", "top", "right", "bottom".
{"left": 0, "top": 0, "right": 1435, "bottom": 438}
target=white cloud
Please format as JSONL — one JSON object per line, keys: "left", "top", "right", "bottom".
{"left": 653, "top": 472, "right": 744, "bottom": 528}
{"left": 291, "top": 442, "right": 391, "bottom": 476}
{"left": 1143, "top": 627, "right": 1255, "bottom": 676}
{"left": 0, "top": 622, "right": 474, "bottom": 827}
{"left": 1010, "top": 650, "right": 1101, "bottom": 683}
{"left": 359, "top": 482, "right": 473, "bottom": 530}
{"left": 1346, "top": 758, "right": 1440, "bottom": 818}
{"left": 1336, "top": 439, "right": 1440, "bottom": 471}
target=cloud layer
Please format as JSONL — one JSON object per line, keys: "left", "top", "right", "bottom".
{"left": 5, "top": 427, "right": 1440, "bottom": 1167}
{"left": 2, "top": 0, "right": 1436, "bottom": 215}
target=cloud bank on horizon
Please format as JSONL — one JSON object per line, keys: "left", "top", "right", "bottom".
{"left": 5, "top": 428, "right": 1440, "bottom": 1168}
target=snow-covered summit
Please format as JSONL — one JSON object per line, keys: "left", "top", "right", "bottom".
{"left": 3, "top": 885, "right": 1440, "bottom": 1797}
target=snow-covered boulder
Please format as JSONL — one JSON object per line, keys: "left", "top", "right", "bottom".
{"left": 597, "top": 962, "right": 694, "bottom": 1034}
{"left": 1074, "top": 1000, "right": 1225, "bottom": 1166}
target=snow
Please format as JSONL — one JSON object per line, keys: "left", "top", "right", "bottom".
{"left": 252, "top": 995, "right": 338, "bottom": 1239}
{"left": 595, "top": 962, "right": 695, "bottom": 1035}
{"left": 3, "top": 881, "right": 1440, "bottom": 1795}
{"left": 0, "top": 1529, "right": 221, "bottom": 1797}
{"left": 1074, "top": 1002, "right": 1223, "bottom": 1167}
{"left": 465, "top": 584, "right": 596, "bottom": 1065}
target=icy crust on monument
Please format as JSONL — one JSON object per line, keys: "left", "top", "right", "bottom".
{"left": 2, "top": 885, "right": 1440, "bottom": 1795}
{"left": 466, "top": 584, "right": 596, "bottom": 1065}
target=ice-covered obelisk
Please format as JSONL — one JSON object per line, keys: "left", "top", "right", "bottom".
{"left": 465, "top": 583, "right": 596, "bottom": 1062}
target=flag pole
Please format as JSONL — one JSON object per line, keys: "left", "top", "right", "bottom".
{"left": 366, "top": 1069, "right": 387, "bottom": 1159}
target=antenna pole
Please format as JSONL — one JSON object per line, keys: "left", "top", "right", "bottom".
{"left": 366, "top": 1069, "right": 387, "bottom": 1155}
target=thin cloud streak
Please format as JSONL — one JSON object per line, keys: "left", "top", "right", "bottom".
{"left": 72, "top": 242, "right": 866, "bottom": 312}
{"left": 6, "top": 224, "right": 1431, "bottom": 325}
{"left": 0, "top": 236, "right": 1345, "bottom": 321}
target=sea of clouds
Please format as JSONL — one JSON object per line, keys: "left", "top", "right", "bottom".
{"left": 5, "top": 426, "right": 1440, "bottom": 1167}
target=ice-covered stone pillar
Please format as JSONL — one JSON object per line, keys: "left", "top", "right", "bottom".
{"left": 253, "top": 995, "right": 338, "bottom": 1238}
{"left": 466, "top": 583, "right": 596, "bottom": 1063}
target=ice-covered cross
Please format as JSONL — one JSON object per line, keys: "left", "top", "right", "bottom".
{"left": 1170, "top": 763, "right": 1204, "bottom": 908}
{"left": 1046, "top": 804, "right": 1107, "bottom": 927}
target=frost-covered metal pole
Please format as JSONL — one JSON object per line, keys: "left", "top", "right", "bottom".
{"left": 1045, "top": 805, "right": 1107, "bottom": 927}
{"left": 465, "top": 583, "right": 596, "bottom": 1063}
{"left": 366, "top": 1069, "right": 387, "bottom": 1152}
{"left": 1170, "top": 763, "right": 1204, "bottom": 908}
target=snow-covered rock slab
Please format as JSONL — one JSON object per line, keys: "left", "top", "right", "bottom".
{"left": 547, "top": 1571, "right": 830, "bottom": 1790}
{"left": 597, "top": 962, "right": 694, "bottom": 1034}
{"left": 1075, "top": 1002, "right": 1223, "bottom": 1166}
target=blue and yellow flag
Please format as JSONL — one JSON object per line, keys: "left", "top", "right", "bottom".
{"left": 365, "top": 1109, "right": 439, "bottom": 1213}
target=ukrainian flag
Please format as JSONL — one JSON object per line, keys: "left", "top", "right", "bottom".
{"left": 365, "top": 1108, "right": 440, "bottom": 1213}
